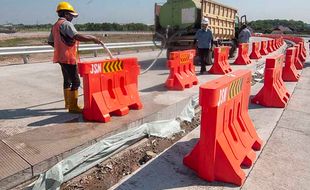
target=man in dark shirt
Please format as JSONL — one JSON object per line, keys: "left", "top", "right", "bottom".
{"left": 238, "top": 24, "right": 251, "bottom": 43}
{"left": 194, "top": 17, "right": 214, "bottom": 74}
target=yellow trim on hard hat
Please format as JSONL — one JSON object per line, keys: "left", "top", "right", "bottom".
{"left": 56, "top": 1, "right": 78, "bottom": 16}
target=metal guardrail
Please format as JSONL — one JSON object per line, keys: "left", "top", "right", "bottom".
{"left": 0, "top": 41, "right": 160, "bottom": 63}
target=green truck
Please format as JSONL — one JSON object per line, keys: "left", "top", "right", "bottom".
{"left": 154, "top": 0, "right": 247, "bottom": 57}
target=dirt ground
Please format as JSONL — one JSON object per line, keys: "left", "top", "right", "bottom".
{"left": 0, "top": 32, "right": 153, "bottom": 65}
{"left": 0, "top": 32, "right": 152, "bottom": 43}
{"left": 61, "top": 111, "right": 201, "bottom": 190}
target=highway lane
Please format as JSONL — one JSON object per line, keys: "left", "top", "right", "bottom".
{"left": 0, "top": 36, "right": 281, "bottom": 138}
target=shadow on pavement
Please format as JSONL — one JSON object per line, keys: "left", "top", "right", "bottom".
{"left": 0, "top": 100, "right": 81, "bottom": 127}
{"left": 303, "top": 62, "right": 310, "bottom": 68}
{"left": 0, "top": 107, "right": 64, "bottom": 120}
{"left": 140, "top": 83, "right": 168, "bottom": 93}
{"left": 139, "top": 58, "right": 167, "bottom": 71}
{"left": 248, "top": 101, "right": 266, "bottom": 110}
{"left": 27, "top": 113, "right": 82, "bottom": 126}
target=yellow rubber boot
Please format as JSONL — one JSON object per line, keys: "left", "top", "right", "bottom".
{"left": 63, "top": 88, "right": 71, "bottom": 109}
{"left": 69, "top": 90, "right": 83, "bottom": 113}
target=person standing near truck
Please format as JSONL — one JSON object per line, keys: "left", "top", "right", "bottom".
{"left": 48, "top": 1, "right": 103, "bottom": 113}
{"left": 238, "top": 24, "right": 251, "bottom": 43}
{"left": 194, "top": 17, "right": 214, "bottom": 74}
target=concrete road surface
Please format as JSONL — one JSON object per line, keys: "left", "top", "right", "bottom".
{"left": 1, "top": 37, "right": 308, "bottom": 190}
{"left": 111, "top": 46, "right": 310, "bottom": 189}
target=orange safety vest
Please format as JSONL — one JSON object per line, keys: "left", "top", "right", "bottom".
{"left": 52, "top": 19, "right": 78, "bottom": 64}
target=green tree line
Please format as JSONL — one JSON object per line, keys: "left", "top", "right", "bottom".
{"left": 14, "top": 23, "right": 153, "bottom": 32}
{"left": 8, "top": 19, "right": 310, "bottom": 34}
{"left": 248, "top": 19, "right": 310, "bottom": 34}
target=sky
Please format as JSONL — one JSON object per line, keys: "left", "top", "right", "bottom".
{"left": 0, "top": 0, "right": 309, "bottom": 25}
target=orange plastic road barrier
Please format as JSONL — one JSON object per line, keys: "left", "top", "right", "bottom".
{"left": 279, "top": 35, "right": 307, "bottom": 61}
{"left": 252, "top": 54, "right": 291, "bottom": 108}
{"left": 300, "top": 42, "right": 307, "bottom": 58}
{"left": 278, "top": 38, "right": 284, "bottom": 48}
{"left": 281, "top": 35, "right": 304, "bottom": 44}
{"left": 298, "top": 42, "right": 306, "bottom": 63}
{"left": 275, "top": 39, "right": 280, "bottom": 49}
{"left": 283, "top": 47, "right": 300, "bottom": 82}
{"left": 257, "top": 35, "right": 284, "bottom": 49}
{"left": 250, "top": 42, "right": 262, "bottom": 59}
{"left": 165, "top": 49, "right": 198, "bottom": 90}
{"left": 272, "top": 39, "right": 277, "bottom": 50}
{"left": 260, "top": 41, "right": 269, "bottom": 55}
{"left": 294, "top": 44, "right": 304, "bottom": 70}
{"left": 301, "top": 42, "right": 307, "bottom": 58}
{"left": 184, "top": 70, "right": 262, "bottom": 186}
{"left": 267, "top": 40, "right": 274, "bottom": 52}
{"left": 256, "top": 34, "right": 299, "bottom": 44}
{"left": 280, "top": 38, "right": 284, "bottom": 46}
{"left": 78, "top": 58, "right": 143, "bottom": 122}
{"left": 234, "top": 43, "right": 252, "bottom": 65}
{"left": 279, "top": 38, "right": 283, "bottom": 47}
{"left": 209, "top": 46, "right": 232, "bottom": 74}
{"left": 271, "top": 39, "right": 276, "bottom": 51}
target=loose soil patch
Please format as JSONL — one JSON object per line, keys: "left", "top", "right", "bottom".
{"left": 61, "top": 111, "right": 201, "bottom": 190}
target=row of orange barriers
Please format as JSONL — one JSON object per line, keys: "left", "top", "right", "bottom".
{"left": 255, "top": 34, "right": 307, "bottom": 65}
{"left": 167, "top": 37, "right": 286, "bottom": 80}
{"left": 76, "top": 34, "right": 306, "bottom": 186}
{"left": 234, "top": 38, "right": 284, "bottom": 65}
{"left": 205, "top": 38, "right": 284, "bottom": 75}
{"left": 250, "top": 35, "right": 306, "bottom": 108}
{"left": 183, "top": 35, "right": 307, "bottom": 185}
{"left": 76, "top": 34, "right": 303, "bottom": 123}
{"left": 258, "top": 34, "right": 307, "bottom": 71}
{"left": 167, "top": 37, "right": 285, "bottom": 80}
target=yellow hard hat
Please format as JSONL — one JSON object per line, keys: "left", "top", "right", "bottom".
{"left": 56, "top": 2, "right": 78, "bottom": 17}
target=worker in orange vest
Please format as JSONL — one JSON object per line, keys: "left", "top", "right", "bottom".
{"left": 48, "top": 2, "right": 103, "bottom": 113}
